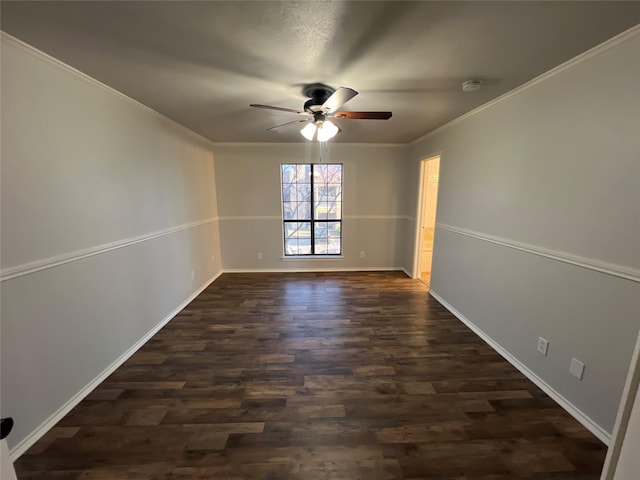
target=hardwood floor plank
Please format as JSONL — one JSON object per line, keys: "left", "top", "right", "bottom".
{"left": 15, "top": 272, "right": 607, "bottom": 479}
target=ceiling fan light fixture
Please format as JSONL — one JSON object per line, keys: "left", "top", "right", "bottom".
{"left": 316, "top": 120, "right": 339, "bottom": 142}
{"left": 300, "top": 122, "right": 316, "bottom": 141}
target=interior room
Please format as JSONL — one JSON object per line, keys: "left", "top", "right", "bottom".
{"left": 1, "top": 1, "right": 639, "bottom": 479}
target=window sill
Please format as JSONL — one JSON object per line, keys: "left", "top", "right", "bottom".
{"left": 281, "top": 255, "right": 344, "bottom": 261}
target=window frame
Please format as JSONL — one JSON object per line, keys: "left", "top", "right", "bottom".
{"left": 281, "top": 163, "right": 343, "bottom": 257}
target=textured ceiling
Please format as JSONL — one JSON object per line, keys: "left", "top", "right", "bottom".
{"left": 2, "top": 1, "right": 639, "bottom": 144}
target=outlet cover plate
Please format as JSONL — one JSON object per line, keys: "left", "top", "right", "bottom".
{"left": 537, "top": 337, "right": 549, "bottom": 356}
{"left": 570, "top": 358, "right": 585, "bottom": 380}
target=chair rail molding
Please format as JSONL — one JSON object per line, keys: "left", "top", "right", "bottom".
{"left": 0, "top": 218, "right": 218, "bottom": 282}
{"left": 437, "top": 223, "right": 639, "bottom": 283}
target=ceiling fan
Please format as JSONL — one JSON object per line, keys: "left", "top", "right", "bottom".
{"left": 250, "top": 84, "right": 392, "bottom": 141}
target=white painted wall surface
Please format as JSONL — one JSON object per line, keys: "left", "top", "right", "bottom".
{"left": 0, "top": 34, "right": 222, "bottom": 454}
{"left": 409, "top": 30, "right": 640, "bottom": 437}
{"left": 213, "top": 143, "right": 411, "bottom": 271}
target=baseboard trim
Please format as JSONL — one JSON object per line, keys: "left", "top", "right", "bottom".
{"left": 222, "top": 267, "right": 406, "bottom": 273}
{"left": 217, "top": 215, "right": 411, "bottom": 221}
{"left": 429, "top": 289, "right": 612, "bottom": 446}
{"left": 8, "top": 270, "right": 223, "bottom": 461}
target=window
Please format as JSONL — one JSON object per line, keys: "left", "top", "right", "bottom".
{"left": 281, "top": 163, "right": 342, "bottom": 256}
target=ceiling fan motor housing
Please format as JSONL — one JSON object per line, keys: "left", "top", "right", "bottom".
{"left": 303, "top": 84, "right": 334, "bottom": 112}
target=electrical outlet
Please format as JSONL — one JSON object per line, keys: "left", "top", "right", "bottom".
{"left": 257, "top": 252, "right": 263, "bottom": 260}
{"left": 537, "top": 337, "right": 549, "bottom": 356}
{"left": 360, "top": 251, "right": 365, "bottom": 258}
{"left": 570, "top": 358, "right": 585, "bottom": 380}
{"left": 191, "top": 270, "right": 195, "bottom": 280}
{"left": 211, "top": 256, "right": 215, "bottom": 263}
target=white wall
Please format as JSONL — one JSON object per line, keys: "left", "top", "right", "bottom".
{"left": 0, "top": 34, "right": 222, "bottom": 454}
{"left": 213, "top": 143, "right": 411, "bottom": 271}
{"left": 408, "top": 29, "right": 640, "bottom": 439}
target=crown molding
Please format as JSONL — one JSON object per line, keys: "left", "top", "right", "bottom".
{"left": 210, "top": 142, "right": 408, "bottom": 148}
{"left": 410, "top": 24, "right": 640, "bottom": 146}
{"left": 0, "top": 31, "right": 216, "bottom": 149}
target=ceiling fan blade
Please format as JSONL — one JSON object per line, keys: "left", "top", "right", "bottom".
{"left": 332, "top": 111, "right": 392, "bottom": 120}
{"left": 250, "top": 104, "right": 306, "bottom": 115}
{"left": 266, "top": 119, "right": 309, "bottom": 131}
{"left": 321, "top": 87, "right": 358, "bottom": 113}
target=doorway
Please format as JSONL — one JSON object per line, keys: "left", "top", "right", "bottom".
{"left": 415, "top": 155, "right": 440, "bottom": 288}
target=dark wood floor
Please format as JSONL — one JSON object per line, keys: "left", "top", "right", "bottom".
{"left": 15, "top": 272, "right": 606, "bottom": 479}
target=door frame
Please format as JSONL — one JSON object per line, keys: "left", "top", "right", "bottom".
{"left": 412, "top": 153, "right": 441, "bottom": 279}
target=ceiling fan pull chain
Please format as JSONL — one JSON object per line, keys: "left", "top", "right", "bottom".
{"left": 320, "top": 141, "right": 329, "bottom": 162}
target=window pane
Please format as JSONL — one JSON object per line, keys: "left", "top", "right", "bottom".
{"left": 297, "top": 164, "right": 311, "bottom": 183}
{"left": 314, "top": 222, "right": 328, "bottom": 240}
{"left": 313, "top": 182, "right": 341, "bottom": 204}
{"left": 315, "top": 242, "right": 329, "bottom": 254}
{"left": 286, "top": 237, "right": 312, "bottom": 255}
{"left": 314, "top": 185, "right": 326, "bottom": 202}
{"left": 327, "top": 241, "right": 340, "bottom": 254}
{"left": 327, "top": 201, "right": 341, "bottom": 219}
{"left": 297, "top": 202, "right": 311, "bottom": 220}
{"left": 283, "top": 202, "right": 296, "bottom": 220}
{"left": 312, "top": 164, "right": 325, "bottom": 182}
{"left": 328, "top": 222, "right": 341, "bottom": 254}
{"left": 285, "top": 202, "right": 311, "bottom": 220}
{"left": 282, "top": 183, "right": 295, "bottom": 202}
{"left": 314, "top": 201, "right": 328, "bottom": 220}
{"left": 326, "top": 164, "right": 342, "bottom": 185}
{"left": 297, "top": 222, "right": 311, "bottom": 238}
{"left": 285, "top": 222, "right": 311, "bottom": 238}
{"left": 282, "top": 165, "right": 311, "bottom": 184}
{"left": 284, "top": 222, "right": 299, "bottom": 239}
{"left": 282, "top": 164, "right": 293, "bottom": 183}
{"left": 283, "top": 164, "right": 341, "bottom": 256}
{"left": 285, "top": 238, "right": 299, "bottom": 255}
{"left": 314, "top": 220, "right": 329, "bottom": 255}
{"left": 314, "top": 164, "right": 342, "bottom": 184}
{"left": 296, "top": 184, "right": 311, "bottom": 202}
{"left": 298, "top": 239, "right": 311, "bottom": 254}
